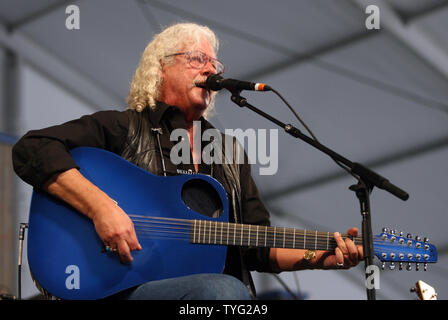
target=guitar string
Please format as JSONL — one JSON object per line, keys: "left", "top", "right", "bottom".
{"left": 129, "top": 215, "right": 364, "bottom": 243}
{"left": 130, "top": 233, "right": 344, "bottom": 250}
{"left": 127, "top": 217, "right": 430, "bottom": 258}
{"left": 131, "top": 230, "right": 362, "bottom": 249}
{"left": 133, "top": 228, "right": 344, "bottom": 250}
{"left": 131, "top": 222, "right": 363, "bottom": 248}
{"left": 132, "top": 215, "right": 362, "bottom": 243}
{"left": 130, "top": 214, "right": 362, "bottom": 241}
{"left": 132, "top": 222, "right": 363, "bottom": 246}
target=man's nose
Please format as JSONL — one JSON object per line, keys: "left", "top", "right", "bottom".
{"left": 202, "top": 61, "right": 216, "bottom": 76}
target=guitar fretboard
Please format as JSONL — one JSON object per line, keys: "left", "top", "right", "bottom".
{"left": 190, "top": 220, "right": 362, "bottom": 250}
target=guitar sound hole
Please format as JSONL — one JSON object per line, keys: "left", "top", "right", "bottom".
{"left": 181, "top": 179, "right": 223, "bottom": 218}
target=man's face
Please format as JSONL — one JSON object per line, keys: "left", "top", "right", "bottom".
{"left": 159, "top": 37, "right": 217, "bottom": 118}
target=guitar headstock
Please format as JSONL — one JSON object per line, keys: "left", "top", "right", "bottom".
{"left": 373, "top": 228, "right": 438, "bottom": 271}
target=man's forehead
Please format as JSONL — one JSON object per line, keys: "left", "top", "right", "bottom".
{"left": 181, "top": 37, "right": 216, "bottom": 56}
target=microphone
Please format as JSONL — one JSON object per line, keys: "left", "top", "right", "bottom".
{"left": 198, "top": 74, "right": 272, "bottom": 92}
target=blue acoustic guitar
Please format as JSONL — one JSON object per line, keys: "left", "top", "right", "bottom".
{"left": 27, "top": 147, "right": 438, "bottom": 300}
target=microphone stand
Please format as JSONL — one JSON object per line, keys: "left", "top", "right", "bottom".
{"left": 229, "top": 90, "right": 409, "bottom": 301}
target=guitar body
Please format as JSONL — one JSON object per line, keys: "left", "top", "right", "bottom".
{"left": 27, "top": 147, "right": 229, "bottom": 300}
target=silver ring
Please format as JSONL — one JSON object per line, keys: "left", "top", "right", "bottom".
{"left": 336, "top": 262, "right": 344, "bottom": 268}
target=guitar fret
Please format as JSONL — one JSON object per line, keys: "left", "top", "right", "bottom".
{"left": 187, "top": 219, "right": 364, "bottom": 252}
{"left": 283, "top": 227, "right": 286, "bottom": 248}
{"left": 187, "top": 220, "right": 364, "bottom": 252}
{"left": 193, "top": 220, "right": 196, "bottom": 243}
{"left": 203, "top": 220, "right": 206, "bottom": 244}
{"left": 292, "top": 229, "right": 296, "bottom": 249}
{"left": 233, "top": 223, "right": 237, "bottom": 246}
{"left": 256, "top": 225, "right": 259, "bottom": 247}
{"left": 304, "top": 229, "right": 306, "bottom": 249}
{"left": 264, "top": 227, "right": 267, "bottom": 247}
{"left": 273, "top": 227, "right": 276, "bottom": 247}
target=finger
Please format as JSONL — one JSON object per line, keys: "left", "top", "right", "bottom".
{"left": 334, "top": 232, "right": 349, "bottom": 255}
{"left": 358, "top": 245, "right": 364, "bottom": 260}
{"left": 128, "top": 227, "right": 142, "bottom": 251}
{"left": 335, "top": 247, "right": 344, "bottom": 267}
{"left": 117, "top": 239, "right": 133, "bottom": 263}
{"left": 345, "top": 237, "right": 359, "bottom": 265}
{"left": 346, "top": 227, "right": 359, "bottom": 237}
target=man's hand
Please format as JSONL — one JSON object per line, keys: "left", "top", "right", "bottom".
{"left": 43, "top": 168, "right": 142, "bottom": 264}
{"left": 92, "top": 202, "right": 142, "bottom": 264}
{"left": 321, "top": 227, "right": 363, "bottom": 269}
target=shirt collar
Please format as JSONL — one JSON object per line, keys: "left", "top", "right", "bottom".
{"left": 150, "top": 100, "right": 211, "bottom": 130}
{"left": 150, "top": 101, "right": 177, "bottom": 126}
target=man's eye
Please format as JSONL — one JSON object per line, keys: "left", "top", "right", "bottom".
{"left": 191, "top": 56, "right": 204, "bottom": 63}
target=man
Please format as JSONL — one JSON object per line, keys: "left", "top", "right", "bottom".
{"left": 12, "top": 23, "right": 363, "bottom": 300}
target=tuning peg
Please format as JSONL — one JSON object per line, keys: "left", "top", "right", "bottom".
{"left": 416, "top": 263, "right": 420, "bottom": 271}
{"left": 390, "top": 229, "right": 396, "bottom": 235}
{"left": 399, "top": 262, "right": 403, "bottom": 270}
{"left": 381, "top": 262, "right": 386, "bottom": 270}
{"left": 389, "top": 262, "right": 396, "bottom": 270}
{"left": 415, "top": 235, "right": 421, "bottom": 242}
{"left": 382, "top": 227, "right": 388, "bottom": 233}
{"left": 406, "top": 263, "right": 412, "bottom": 271}
{"left": 399, "top": 231, "right": 404, "bottom": 237}
{"left": 424, "top": 263, "right": 428, "bottom": 271}
{"left": 407, "top": 233, "right": 412, "bottom": 239}
{"left": 424, "top": 237, "right": 429, "bottom": 243}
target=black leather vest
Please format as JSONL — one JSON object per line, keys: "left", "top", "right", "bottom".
{"left": 118, "top": 108, "right": 256, "bottom": 298}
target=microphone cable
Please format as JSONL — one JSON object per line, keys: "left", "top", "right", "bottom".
{"left": 269, "top": 87, "right": 362, "bottom": 183}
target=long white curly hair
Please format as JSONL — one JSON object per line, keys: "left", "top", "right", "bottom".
{"left": 127, "top": 23, "right": 220, "bottom": 118}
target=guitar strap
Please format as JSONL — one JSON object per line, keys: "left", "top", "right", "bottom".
{"left": 221, "top": 136, "right": 256, "bottom": 299}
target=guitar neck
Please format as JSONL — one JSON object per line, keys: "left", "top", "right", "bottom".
{"left": 190, "top": 220, "right": 362, "bottom": 250}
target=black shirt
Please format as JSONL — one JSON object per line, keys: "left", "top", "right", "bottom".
{"left": 12, "top": 102, "right": 274, "bottom": 282}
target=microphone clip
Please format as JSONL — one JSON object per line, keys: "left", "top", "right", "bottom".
{"left": 229, "top": 89, "right": 247, "bottom": 108}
